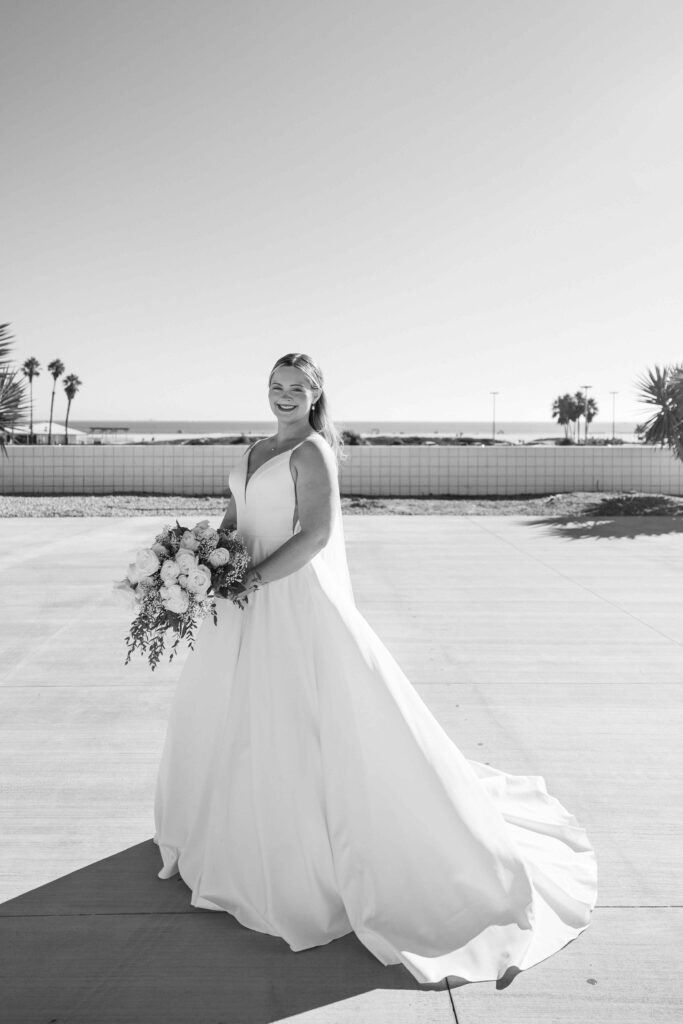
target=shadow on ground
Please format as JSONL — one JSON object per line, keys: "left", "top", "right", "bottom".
{"left": 523, "top": 495, "right": 683, "bottom": 540}
{"left": 0, "top": 840, "right": 450, "bottom": 1023}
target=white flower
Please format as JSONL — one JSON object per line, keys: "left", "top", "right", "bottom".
{"left": 126, "top": 562, "right": 141, "bottom": 584}
{"left": 135, "top": 548, "right": 161, "bottom": 578}
{"left": 208, "top": 547, "right": 230, "bottom": 568}
{"left": 160, "top": 559, "right": 181, "bottom": 583}
{"left": 151, "top": 542, "right": 170, "bottom": 559}
{"left": 177, "top": 573, "right": 189, "bottom": 589}
{"left": 179, "top": 530, "right": 200, "bottom": 551}
{"left": 167, "top": 592, "right": 190, "bottom": 614}
{"left": 193, "top": 520, "right": 219, "bottom": 546}
{"left": 159, "top": 583, "right": 189, "bottom": 615}
{"left": 175, "top": 549, "right": 198, "bottom": 574}
{"left": 185, "top": 565, "right": 212, "bottom": 596}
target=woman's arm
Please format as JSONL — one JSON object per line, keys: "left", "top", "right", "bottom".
{"left": 218, "top": 492, "right": 237, "bottom": 532}
{"left": 239, "top": 440, "right": 336, "bottom": 591}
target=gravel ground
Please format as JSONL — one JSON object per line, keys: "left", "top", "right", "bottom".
{"left": 1, "top": 492, "right": 682, "bottom": 517}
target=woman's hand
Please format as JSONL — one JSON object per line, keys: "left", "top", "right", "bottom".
{"left": 230, "top": 568, "right": 265, "bottom": 604}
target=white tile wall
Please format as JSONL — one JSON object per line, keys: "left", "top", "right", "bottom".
{"left": 1, "top": 445, "right": 683, "bottom": 497}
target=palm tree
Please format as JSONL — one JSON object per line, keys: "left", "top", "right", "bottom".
{"left": 571, "top": 390, "right": 587, "bottom": 443}
{"left": 63, "top": 373, "right": 82, "bottom": 444}
{"left": 0, "top": 324, "right": 29, "bottom": 456}
{"left": 635, "top": 363, "right": 683, "bottom": 462}
{"left": 47, "top": 359, "right": 65, "bottom": 444}
{"left": 551, "top": 393, "right": 575, "bottom": 440}
{"left": 21, "top": 356, "right": 41, "bottom": 443}
{"left": 584, "top": 396, "right": 599, "bottom": 443}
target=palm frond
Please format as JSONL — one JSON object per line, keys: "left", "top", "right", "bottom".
{"left": 0, "top": 368, "right": 30, "bottom": 456}
{"left": 21, "top": 356, "right": 41, "bottom": 380}
{"left": 586, "top": 397, "right": 599, "bottom": 423}
{"left": 634, "top": 364, "right": 675, "bottom": 407}
{"left": 665, "top": 367, "right": 683, "bottom": 462}
{"left": 63, "top": 373, "right": 83, "bottom": 399}
{"left": 0, "top": 323, "right": 17, "bottom": 372}
{"left": 48, "top": 358, "right": 65, "bottom": 379}
{"left": 634, "top": 363, "right": 683, "bottom": 459}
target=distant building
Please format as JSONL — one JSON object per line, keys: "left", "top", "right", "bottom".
{"left": 4, "top": 421, "right": 89, "bottom": 444}
{"left": 88, "top": 426, "right": 130, "bottom": 444}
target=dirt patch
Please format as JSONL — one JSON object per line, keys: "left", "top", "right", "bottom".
{"left": 343, "top": 492, "right": 683, "bottom": 516}
{"left": 1, "top": 491, "right": 682, "bottom": 517}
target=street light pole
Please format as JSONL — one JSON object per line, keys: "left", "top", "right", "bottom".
{"left": 610, "top": 391, "right": 618, "bottom": 441}
{"left": 582, "top": 385, "right": 591, "bottom": 444}
{"left": 490, "top": 392, "right": 499, "bottom": 443}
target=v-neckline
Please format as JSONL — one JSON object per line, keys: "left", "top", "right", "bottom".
{"left": 243, "top": 437, "right": 311, "bottom": 498}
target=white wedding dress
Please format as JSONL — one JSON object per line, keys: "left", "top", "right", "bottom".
{"left": 153, "top": 433, "right": 597, "bottom": 985}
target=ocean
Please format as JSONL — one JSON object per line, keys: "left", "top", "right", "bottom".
{"left": 70, "top": 419, "right": 641, "bottom": 444}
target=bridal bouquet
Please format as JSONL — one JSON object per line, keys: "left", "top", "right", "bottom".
{"left": 114, "top": 519, "right": 251, "bottom": 671}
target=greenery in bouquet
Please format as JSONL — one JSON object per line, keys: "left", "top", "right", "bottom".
{"left": 114, "top": 519, "right": 251, "bottom": 671}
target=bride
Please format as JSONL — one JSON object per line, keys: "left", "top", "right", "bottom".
{"left": 153, "top": 352, "right": 597, "bottom": 986}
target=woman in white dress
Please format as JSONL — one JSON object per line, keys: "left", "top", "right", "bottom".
{"left": 153, "top": 352, "right": 597, "bottom": 987}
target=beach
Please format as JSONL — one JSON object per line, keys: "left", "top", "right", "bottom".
{"left": 69, "top": 420, "right": 642, "bottom": 447}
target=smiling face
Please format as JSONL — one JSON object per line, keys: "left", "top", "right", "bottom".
{"left": 268, "top": 365, "right": 320, "bottom": 427}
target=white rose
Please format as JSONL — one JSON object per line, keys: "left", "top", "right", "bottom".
{"left": 208, "top": 547, "right": 230, "bottom": 568}
{"left": 165, "top": 591, "right": 190, "bottom": 614}
{"left": 179, "top": 530, "right": 200, "bottom": 551}
{"left": 159, "top": 583, "right": 190, "bottom": 614}
{"left": 175, "top": 549, "right": 198, "bottom": 574}
{"left": 160, "top": 559, "right": 180, "bottom": 583}
{"left": 177, "top": 573, "right": 189, "bottom": 589}
{"left": 151, "top": 542, "right": 170, "bottom": 559}
{"left": 185, "top": 566, "right": 212, "bottom": 596}
{"left": 135, "top": 548, "right": 160, "bottom": 578}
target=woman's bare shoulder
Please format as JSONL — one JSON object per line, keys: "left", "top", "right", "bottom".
{"left": 292, "top": 434, "right": 335, "bottom": 476}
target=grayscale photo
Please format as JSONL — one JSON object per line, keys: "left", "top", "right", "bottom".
{"left": 1, "top": 1, "right": 681, "bottom": 1022}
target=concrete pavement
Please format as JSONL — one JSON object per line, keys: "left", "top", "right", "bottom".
{"left": 1, "top": 514, "right": 681, "bottom": 1023}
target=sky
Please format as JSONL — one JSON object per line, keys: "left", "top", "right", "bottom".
{"left": 2, "top": 0, "right": 682, "bottom": 424}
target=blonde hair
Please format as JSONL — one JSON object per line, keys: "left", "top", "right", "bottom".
{"left": 268, "top": 353, "right": 347, "bottom": 467}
